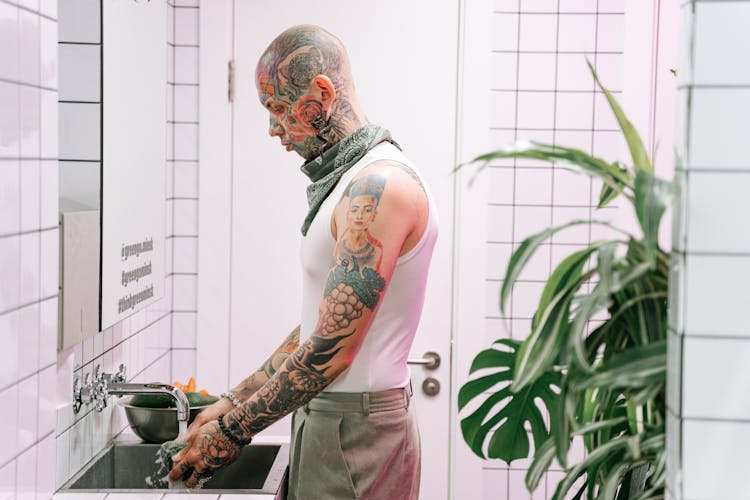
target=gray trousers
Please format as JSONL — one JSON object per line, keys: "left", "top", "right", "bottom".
{"left": 286, "top": 386, "right": 421, "bottom": 500}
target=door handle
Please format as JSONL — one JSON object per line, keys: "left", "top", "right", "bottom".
{"left": 407, "top": 351, "right": 440, "bottom": 370}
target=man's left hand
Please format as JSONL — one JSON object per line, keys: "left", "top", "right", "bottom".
{"left": 168, "top": 420, "right": 242, "bottom": 488}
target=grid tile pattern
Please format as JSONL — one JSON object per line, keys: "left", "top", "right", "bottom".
{"left": 0, "top": 0, "right": 59, "bottom": 498}
{"left": 167, "top": 0, "right": 200, "bottom": 384}
{"left": 668, "top": 1, "right": 750, "bottom": 499}
{"left": 483, "top": 0, "right": 625, "bottom": 497}
{"left": 53, "top": 0, "right": 183, "bottom": 491}
{"left": 0, "top": 0, "right": 200, "bottom": 496}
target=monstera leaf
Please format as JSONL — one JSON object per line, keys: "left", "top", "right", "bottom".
{"left": 458, "top": 339, "right": 561, "bottom": 463}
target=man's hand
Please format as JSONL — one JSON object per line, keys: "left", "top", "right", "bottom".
{"left": 168, "top": 419, "right": 242, "bottom": 488}
{"left": 182, "top": 398, "right": 236, "bottom": 446}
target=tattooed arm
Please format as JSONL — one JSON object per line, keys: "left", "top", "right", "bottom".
{"left": 179, "top": 326, "right": 300, "bottom": 444}
{"left": 229, "top": 325, "right": 300, "bottom": 401}
{"left": 169, "top": 164, "right": 428, "bottom": 486}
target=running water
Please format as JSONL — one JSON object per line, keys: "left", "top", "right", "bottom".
{"left": 144, "top": 420, "right": 189, "bottom": 489}
{"left": 177, "top": 420, "right": 188, "bottom": 440}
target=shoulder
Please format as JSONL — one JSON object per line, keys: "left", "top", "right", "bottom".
{"left": 330, "top": 159, "right": 426, "bottom": 242}
{"left": 347, "top": 159, "right": 427, "bottom": 207}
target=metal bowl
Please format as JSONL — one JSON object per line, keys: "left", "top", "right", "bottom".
{"left": 121, "top": 399, "right": 211, "bottom": 443}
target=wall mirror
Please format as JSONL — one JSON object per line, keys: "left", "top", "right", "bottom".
{"left": 58, "top": 0, "right": 166, "bottom": 350}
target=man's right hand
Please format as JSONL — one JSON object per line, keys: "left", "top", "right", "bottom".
{"left": 183, "top": 397, "right": 236, "bottom": 444}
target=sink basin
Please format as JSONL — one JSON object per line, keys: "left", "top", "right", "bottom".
{"left": 59, "top": 442, "right": 288, "bottom": 494}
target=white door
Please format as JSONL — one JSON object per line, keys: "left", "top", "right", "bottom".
{"left": 229, "top": 2, "right": 463, "bottom": 498}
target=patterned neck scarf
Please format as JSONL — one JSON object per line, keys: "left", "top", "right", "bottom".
{"left": 299, "top": 124, "right": 399, "bottom": 236}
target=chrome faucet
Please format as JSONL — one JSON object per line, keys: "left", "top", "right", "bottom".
{"left": 106, "top": 382, "right": 190, "bottom": 422}
{"left": 73, "top": 364, "right": 190, "bottom": 422}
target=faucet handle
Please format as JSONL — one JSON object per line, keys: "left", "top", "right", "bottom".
{"left": 73, "top": 376, "right": 83, "bottom": 413}
{"left": 91, "top": 364, "right": 110, "bottom": 412}
{"left": 115, "top": 364, "right": 127, "bottom": 383}
{"left": 73, "top": 373, "right": 95, "bottom": 414}
{"left": 94, "top": 390, "right": 108, "bottom": 412}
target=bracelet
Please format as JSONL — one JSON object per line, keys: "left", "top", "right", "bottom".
{"left": 220, "top": 391, "right": 242, "bottom": 409}
{"left": 217, "top": 414, "right": 252, "bottom": 446}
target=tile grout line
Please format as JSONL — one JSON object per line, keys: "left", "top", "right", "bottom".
{"left": 0, "top": 361, "right": 55, "bottom": 396}
{"left": 0, "top": 429, "right": 53, "bottom": 472}
{"left": 0, "top": 293, "right": 57, "bottom": 318}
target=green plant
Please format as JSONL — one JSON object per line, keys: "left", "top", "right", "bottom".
{"left": 457, "top": 61, "right": 674, "bottom": 499}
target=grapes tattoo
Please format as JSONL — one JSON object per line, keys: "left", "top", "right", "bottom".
{"left": 322, "top": 283, "right": 364, "bottom": 334}
{"left": 320, "top": 257, "right": 385, "bottom": 336}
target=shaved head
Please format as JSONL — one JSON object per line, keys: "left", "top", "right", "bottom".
{"left": 256, "top": 24, "right": 353, "bottom": 103}
{"left": 256, "top": 25, "right": 365, "bottom": 160}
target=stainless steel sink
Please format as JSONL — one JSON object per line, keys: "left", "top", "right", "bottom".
{"left": 59, "top": 442, "right": 289, "bottom": 494}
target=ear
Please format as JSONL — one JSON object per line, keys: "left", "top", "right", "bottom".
{"left": 311, "top": 75, "right": 336, "bottom": 107}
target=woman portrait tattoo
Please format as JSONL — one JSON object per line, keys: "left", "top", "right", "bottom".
{"left": 336, "top": 174, "right": 386, "bottom": 271}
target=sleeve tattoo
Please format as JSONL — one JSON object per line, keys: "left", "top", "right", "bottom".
{"left": 224, "top": 173, "right": 389, "bottom": 441}
{"left": 230, "top": 326, "right": 300, "bottom": 401}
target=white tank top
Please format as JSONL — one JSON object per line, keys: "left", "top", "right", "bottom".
{"left": 299, "top": 142, "right": 439, "bottom": 392}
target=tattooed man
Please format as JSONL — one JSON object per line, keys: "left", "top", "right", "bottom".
{"left": 170, "top": 25, "right": 438, "bottom": 499}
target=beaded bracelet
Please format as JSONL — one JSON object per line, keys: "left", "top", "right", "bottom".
{"left": 220, "top": 391, "right": 242, "bottom": 409}
{"left": 217, "top": 414, "right": 252, "bottom": 446}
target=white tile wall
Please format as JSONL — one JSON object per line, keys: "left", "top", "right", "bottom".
{"left": 0, "top": 461, "right": 17, "bottom": 500}
{"left": 19, "top": 9, "right": 40, "bottom": 85}
{"left": 173, "top": 161, "right": 198, "bottom": 197}
{"left": 693, "top": 1, "right": 750, "bottom": 86}
{"left": 173, "top": 123, "right": 199, "bottom": 161}
{"left": 167, "top": 1, "right": 200, "bottom": 385}
{"left": 174, "top": 6, "right": 198, "bottom": 46}
{"left": 558, "top": 15, "right": 597, "bottom": 52}
{"left": 0, "top": 0, "right": 58, "bottom": 497}
{"left": 686, "top": 171, "right": 750, "bottom": 253}
{"left": 58, "top": 103, "right": 100, "bottom": 161}
{"left": 517, "top": 92, "right": 555, "bottom": 129}
{"left": 174, "top": 46, "right": 199, "bottom": 84}
{"left": 174, "top": 86, "right": 199, "bottom": 122}
{"left": 172, "top": 311, "right": 197, "bottom": 349}
{"left": 668, "top": 2, "right": 750, "bottom": 499}
{"left": 39, "top": 16, "right": 57, "bottom": 89}
{"left": 57, "top": 0, "right": 100, "bottom": 44}
{"left": 682, "top": 419, "right": 750, "bottom": 499}
{"left": 172, "top": 275, "right": 197, "bottom": 311}
{"left": 173, "top": 237, "right": 197, "bottom": 274}
{"left": 19, "top": 160, "right": 41, "bottom": 231}
{"left": 492, "top": 12, "right": 519, "bottom": 51}
{"left": 58, "top": 44, "right": 100, "bottom": 102}
{"left": 20, "top": 87, "right": 41, "bottom": 157}
{"left": 0, "top": 82, "right": 21, "bottom": 157}
{"left": 173, "top": 199, "right": 198, "bottom": 236}
{"left": 517, "top": 53, "right": 556, "bottom": 91}
{"left": 0, "top": 0, "right": 200, "bottom": 496}
{"left": 519, "top": 14, "right": 557, "bottom": 51}
{"left": 684, "top": 254, "right": 750, "bottom": 337}
{"left": 40, "top": 90, "right": 57, "bottom": 158}
{"left": 689, "top": 87, "right": 750, "bottom": 170}
{"left": 483, "top": 1, "right": 630, "bottom": 497}
{"left": 0, "top": 161, "right": 20, "bottom": 235}
{"left": 683, "top": 336, "right": 750, "bottom": 421}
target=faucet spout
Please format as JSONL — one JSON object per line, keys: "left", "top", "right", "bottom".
{"left": 108, "top": 383, "right": 190, "bottom": 422}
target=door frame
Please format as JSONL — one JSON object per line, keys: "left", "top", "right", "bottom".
{"left": 449, "top": 0, "right": 494, "bottom": 497}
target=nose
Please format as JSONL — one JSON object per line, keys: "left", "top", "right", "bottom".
{"left": 268, "top": 117, "right": 284, "bottom": 137}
